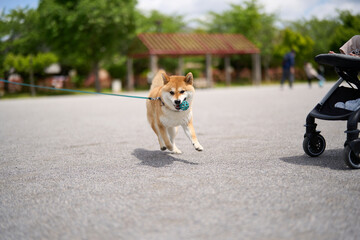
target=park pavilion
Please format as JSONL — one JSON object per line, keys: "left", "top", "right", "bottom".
{"left": 126, "top": 33, "right": 261, "bottom": 90}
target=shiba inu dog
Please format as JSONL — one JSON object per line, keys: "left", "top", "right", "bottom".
{"left": 146, "top": 70, "right": 203, "bottom": 154}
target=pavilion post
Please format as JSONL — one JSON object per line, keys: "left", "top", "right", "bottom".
{"left": 252, "top": 53, "right": 261, "bottom": 85}
{"left": 126, "top": 57, "right": 134, "bottom": 91}
{"left": 225, "top": 55, "right": 231, "bottom": 86}
{"left": 150, "top": 54, "right": 158, "bottom": 77}
{"left": 206, "top": 54, "right": 213, "bottom": 87}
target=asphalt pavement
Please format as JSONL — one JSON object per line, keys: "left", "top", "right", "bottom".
{"left": 1, "top": 82, "right": 360, "bottom": 240}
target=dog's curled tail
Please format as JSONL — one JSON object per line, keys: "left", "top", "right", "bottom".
{"left": 150, "top": 69, "right": 166, "bottom": 90}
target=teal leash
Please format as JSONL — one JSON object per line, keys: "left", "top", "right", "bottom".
{"left": 0, "top": 79, "right": 160, "bottom": 100}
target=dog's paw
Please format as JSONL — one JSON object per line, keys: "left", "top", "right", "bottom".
{"left": 193, "top": 142, "right": 204, "bottom": 151}
{"left": 171, "top": 146, "right": 182, "bottom": 154}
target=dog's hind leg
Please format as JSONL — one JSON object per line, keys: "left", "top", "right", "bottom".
{"left": 157, "top": 124, "right": 181, "bottom": 154}
{"left": 168, "top": 127, "right": 182, "bottom": 154}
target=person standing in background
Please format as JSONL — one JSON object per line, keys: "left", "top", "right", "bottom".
{"left": 280, "top": 49, "right": 296, "bottom": 89}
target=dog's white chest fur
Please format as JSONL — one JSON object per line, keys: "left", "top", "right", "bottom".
{"left": 160, "top": 107, "right": 192, "bottom": 127}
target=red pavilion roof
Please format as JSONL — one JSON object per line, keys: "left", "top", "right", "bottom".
{"left": 128, "top": 33, "right": 260, "bottom": 57}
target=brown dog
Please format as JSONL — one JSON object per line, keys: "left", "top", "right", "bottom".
{"left": 146, "top": 70, "right": 203, "bottom": 154}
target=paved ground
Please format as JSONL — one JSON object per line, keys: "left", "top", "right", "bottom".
{"left": 1, "top": 83, "right": 360, "bottom": 240}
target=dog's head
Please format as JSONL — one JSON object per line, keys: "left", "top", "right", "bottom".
{"left": 161, "top": 72, "right": 195, "bottom": 111}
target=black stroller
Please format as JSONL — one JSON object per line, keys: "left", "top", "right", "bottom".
{"left": 303, "top": 53, "right": 360, "bottom": 169}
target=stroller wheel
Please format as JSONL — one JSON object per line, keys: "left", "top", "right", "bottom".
{"left": 344, "top": 145, "right": 360, "bottom": 169}
{"left": 303, "top": 134, "right": 326, "bottom": 157}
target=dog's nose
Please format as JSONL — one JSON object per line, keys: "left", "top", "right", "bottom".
{"left": 174, "top": 100, "right": 181, "bottom": 105}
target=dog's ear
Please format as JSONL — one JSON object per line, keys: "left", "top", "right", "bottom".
{"left": 185, "top": 72, "right": 193, "bottom": 85}
{"left": 161, "top": 73, "right": 170, "bottom": 85}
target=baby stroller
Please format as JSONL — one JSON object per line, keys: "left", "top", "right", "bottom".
{"left": 303, "top": 53, "right": 360, "bottom": 169}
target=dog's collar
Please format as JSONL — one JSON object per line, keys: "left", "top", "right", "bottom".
{"left": 157, "top": 97, "right": 165, "bottom": 106}
{"left": 148, "top": 97, "right": 161, "bottom": 101}
{"left": 148, "top": 96, "right": 165, "bottom": 106}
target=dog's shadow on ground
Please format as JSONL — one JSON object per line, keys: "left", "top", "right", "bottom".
{"left": 280, "top": 148, "right": 350, "bottom": 170}
{"left": 132, "top": 148, "right": 199, "bottom": 168}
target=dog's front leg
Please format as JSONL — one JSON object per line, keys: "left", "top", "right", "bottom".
{"left": 150, "top": 122, "right": 166, "bottom": 151}
{"left": 182, "top": 119, "right": 203, "bottom": 151}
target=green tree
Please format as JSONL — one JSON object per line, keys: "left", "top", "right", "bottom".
{"left": 4, "top": 52, "right": 58, "bottom": 76}
{"left": 200, "top": 0, "right": 277, "bottom": 79}
{"left": 38, "top": 0, "right": 136, "bottom": 92}
{"left": 330, "top": 10, "right": 360, "bottom": 52}
{"left": 273, "top": 28, "right": 314, "bottom": 67}
{"left": 204, "top": 0, "right": 263, "bottom": 41}
{"left": 3, "top": 52, "right": 58, "bottom": 95}
{"left": 132, "top": 10, "right": 187, "bottom": 76}
{"left": 0, "top": 8, "right": 41, "bottom": 54}
{"left": 135, "top": 10, "right": 186, "bottom": 33}
{"left": 0, "top": 8, "right": 46, "bottom": 76}
{"left": 289, "top": 17, "right": 339, "bottom": 55}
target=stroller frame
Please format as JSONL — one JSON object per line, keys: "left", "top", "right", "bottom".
{"left": 303, "top": 54, "right": 360, "bottom": 169}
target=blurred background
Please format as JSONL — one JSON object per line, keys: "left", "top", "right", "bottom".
{"left": 0, "top": 0, "right": 359, "bottom": 97}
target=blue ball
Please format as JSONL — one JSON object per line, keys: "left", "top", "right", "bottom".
{"left": 180, "top": 100, "right": 189, "bottom": 111}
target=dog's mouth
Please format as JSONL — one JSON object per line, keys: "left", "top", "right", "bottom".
{"left": 174, "top": 98, "right": 186, "bottom": 111}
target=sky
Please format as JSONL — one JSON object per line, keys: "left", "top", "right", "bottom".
{"left": 1, "top": 0, "right": 360, "bottom": 26}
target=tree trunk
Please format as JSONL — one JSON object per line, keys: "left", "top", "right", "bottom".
{"left": 127, "top": 57, "right": 134, "bottom": 91}
{"left": 94, "top": 62, "right": 101, "bottom": 93}
{"left": 251, "top": 53, "right": 261, "bottom": 85}
{"left": 225, "top": 56, "right": 231, "bottom": 86}
{"left": 29, "top": 56, "right": 36, "bottom": 96}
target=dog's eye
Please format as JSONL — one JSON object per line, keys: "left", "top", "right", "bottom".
{"left": 169, "top": 91, "right": 175, "bottom": 95}
{"left": 180, "top": 90, "right": 185, "bottom": 94}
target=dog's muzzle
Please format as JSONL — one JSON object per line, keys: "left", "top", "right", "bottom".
{"left": 173, "top": 98, "right": 189, "bottom": 111}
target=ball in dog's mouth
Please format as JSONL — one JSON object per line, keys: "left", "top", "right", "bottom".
{"left": 180, "top": 100, "right": 189, "bottom": 111}
{"left": 174, "top": 99, "right": 189, "bottom": 111}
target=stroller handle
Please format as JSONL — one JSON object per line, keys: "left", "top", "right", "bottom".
{"left": 315, "top": 54, "right": 360, "bottom": 70}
